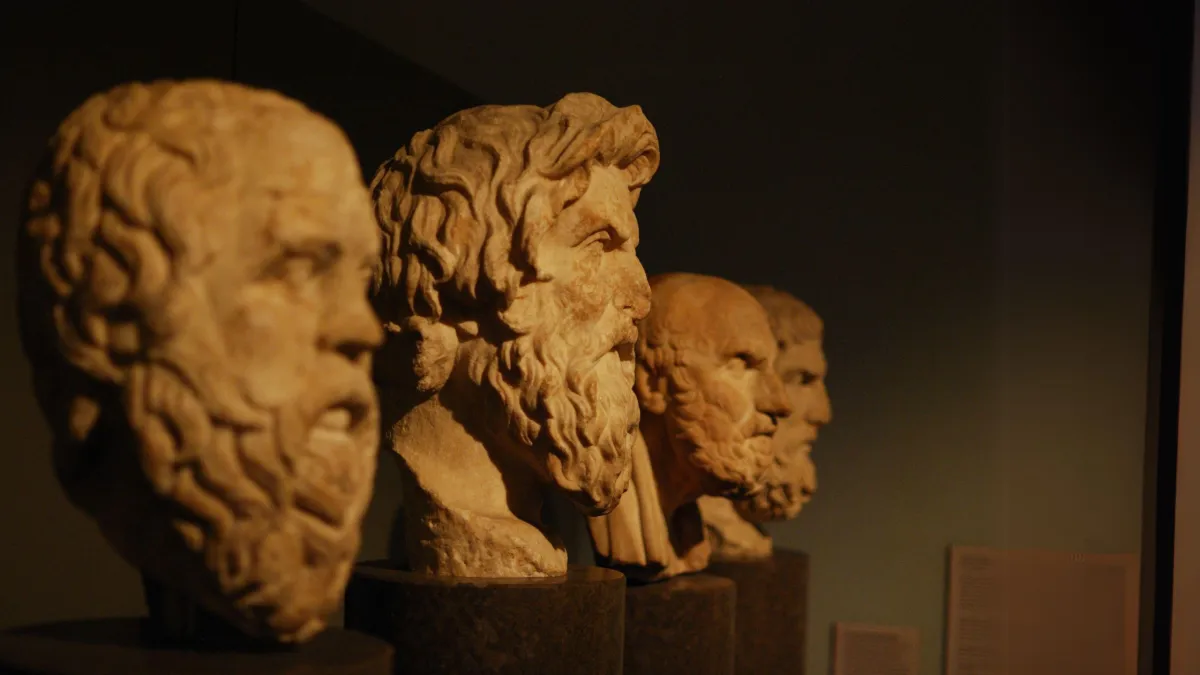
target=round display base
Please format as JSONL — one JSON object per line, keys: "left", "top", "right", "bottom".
{"left": 623, "top": 573, "right": 736, "bottom": 675}
{"left": 344, "top": 562, "right": 625, "bottom": 675}
{"left": 0, "top": 620, "right": 393, "bottom": 675}
{"left": 706, "top": 549, "right": 810, "bottom": 675}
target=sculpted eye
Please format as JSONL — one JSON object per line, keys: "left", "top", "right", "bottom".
{"left": 579, "top": 226, "right": 619, "bottom": 252}
{"left": 264, "top": 254, "right": 317, "bottom": 286}
{"left": 732, "top": 352, "right": 757, "bottom": 369}
{"left": 265, "top": 249, "right": 336, "bottom": 288}
{"left": 788, "top": 370, "right": 819, "bottom": 385}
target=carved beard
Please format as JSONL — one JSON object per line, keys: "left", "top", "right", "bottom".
{"left": 734, "top": 441, "right": 817, "bottom": 522}
{"left": 668, "top": 384, "right": 776, "bottom": 498}
{"left": 483, "top": 323, "right": 639, "bottom": 516}
{"left": 117, "top": 360, "right": 378, "bottom": 642}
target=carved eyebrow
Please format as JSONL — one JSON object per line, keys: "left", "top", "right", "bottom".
{"left": 280, "top": 237, "right": 342, "bottom": 260}
{"left": 730, "top": 348, "right": 767, "bottom": 365}
{"left": 266, "top": 238, "right": 343, "bottom": 277}
{"left": 571, "top": 221, "right": 627, "bottom": 250}
{"left": 570, "top": 205, "right": 637, "bottom": 241}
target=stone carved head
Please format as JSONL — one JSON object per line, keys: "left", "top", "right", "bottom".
{"left": 16, "top": 80, "right": 383, "bottom": 642}
{"left": 635, "top": 274, "right": 794, "bottom": 501}
{"left": 371, "top": 93, "right": 659, "bottom": 518}
{"left": 735, "top": 285, "right": 830, "bottom": 522}
{"left": 587, "top": 273, "right": 793, "bottom": 579}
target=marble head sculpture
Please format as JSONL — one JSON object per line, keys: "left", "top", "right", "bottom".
{"left": 15, "top": 80, "right": 383, "bottom": 642}
{"left": 586, "top": 273, "right": 793, "bottom": 581}
{"left": 697, "top": 286, "right": 831, "bottom": 559}
{"left": 370, "top": 93, "right": 660, "bottom": 578}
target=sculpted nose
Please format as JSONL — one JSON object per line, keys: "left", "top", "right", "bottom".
{"left": 810, "top": 382, "right": 832, "bottom": 425}
{"left": 620, "top": 264, "right": 652, "bottom": 320}
{"left": 323, "top": 297, "right": 384, "bottom": 364}
{"left": 759, "top": 373, "right": 793, "bottom": 421}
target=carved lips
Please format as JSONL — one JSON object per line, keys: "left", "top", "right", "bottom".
{"left": 292, "top": 369, "right": 378, "bottom": 527}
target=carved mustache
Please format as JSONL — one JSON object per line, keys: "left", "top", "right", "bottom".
{"left": 297, "top": 360, "right": 377, "bottom": 437}
{"left": 593, "top": 322, "right": 638, "bottom": 367}
{"left": 746, "top": 412, "right": 779, "bottom": 438}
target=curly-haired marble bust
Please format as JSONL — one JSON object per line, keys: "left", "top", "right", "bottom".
{"left": 587, "top": 273, "right": 793, "bottom": 581}
{"left": 370, "top": 93, "right": 660, "bottom": 578}
{"left": 15, "top": 80, "right": 383, "bottom": 642}
{"left": 697, "top": 286, "right": 831, "bottom": 560}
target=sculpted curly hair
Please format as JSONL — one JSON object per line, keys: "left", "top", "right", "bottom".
{"left": 16, "top": 80, "right": 371, "bottom": 642}
{"left": 370, "top": 93, "right": 660, "bottom": 393}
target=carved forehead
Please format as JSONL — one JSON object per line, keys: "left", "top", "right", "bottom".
{"left": 643, "top": 273, "right": 775, "bottom": 355}
{"left": 54, "top": 80, "right": 367, "bottom": 248}
{"left": 776, "top": 339, "right": 827, "bottom": 377}
{"left": 553, "top": 166, "right": 638, "bottom": 240}
{"left": 186, "top": 84, "right": 371, "bottom": 256}
{"left": 240, "top": 113, "right": 363, "bottom": 195}
{"left": 241, "top": 116, "right": 374, "bottom": 254}
{"left": 75, "top": 80, "right": 356, "bottom": 180}
{"left": 742, "top": 285, "right": 823, "bottom": 347}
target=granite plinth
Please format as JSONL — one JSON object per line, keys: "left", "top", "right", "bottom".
{"left": 0, "top": 620, "right": 393, "bottom": 675}
{"left": 623, "top": 573, "right": 736, "bottom": 675}
{"left": 706, "top": 549, "right": 809, "bottom": 675}
{"left": 344, "top": 562, "right": 625, "bottom": 675}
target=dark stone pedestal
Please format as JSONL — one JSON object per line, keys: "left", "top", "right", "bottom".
{"left": 623, "top": 574, "right": 736, "bottom": 675}
{"left": 0, "top": 574, "right": 392, "bottom": 675}
{"left": 0, "top": 620, "right": 394, "bottom": 675}
{"left": 706, "top": 549, "right": 809, "bottom": 675}
{"left": 344, "top": 562, "right": 625, "bottom": 675}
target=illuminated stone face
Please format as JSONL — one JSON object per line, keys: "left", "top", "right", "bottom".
{"left": 17, "top": 79, "right": 382, "bottom": 642}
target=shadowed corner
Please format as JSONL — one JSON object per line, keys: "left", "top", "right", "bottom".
{"left": 544, "top": 489, "right": 598, "bottom": 567}
{"left": 386, "top": 502, "right": 410, "bottom": 569}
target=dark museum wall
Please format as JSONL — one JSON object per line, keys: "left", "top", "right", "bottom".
{"left": 0, "top": 1, "right": 1164, "bottom": 674}
{"left": 1171, "top": 8, "right": 1200, "bottom": 673}
{"left": 0, "top": 0, "right": 477, "bottom": 631}
{"left": 301, "top": 3, "right": 1159, "bottom": 675}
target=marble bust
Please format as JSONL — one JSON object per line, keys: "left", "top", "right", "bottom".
{"left": 697, "top": 286, "right": 831, "bottom": 560}
{"left": 370, "top": 93, "right": 660, "bottom": 578}
{"left": 15, "top": 80, "right": 383, "bottom": 642}
{"left": 586, "top": 273, "right": 793, "bottom": 581}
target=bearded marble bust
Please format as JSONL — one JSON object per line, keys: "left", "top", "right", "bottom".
{"left": 586, "top": 273, "right": 793, "bottom": 581}
{"left": 370, "top": 93, "right": 660, "bottom": 578}
{"left": 15, "top": 80, "right": 383, "bottom": 643}
{"left": 697, "top": 286, "right": 831, "bottom": 560}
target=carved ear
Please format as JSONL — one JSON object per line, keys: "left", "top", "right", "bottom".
{"left": 633, "top": 362, "right": 667, "bottom": 415}
{"left": 410, "top": 320, "right": 459, "bottom": 393}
